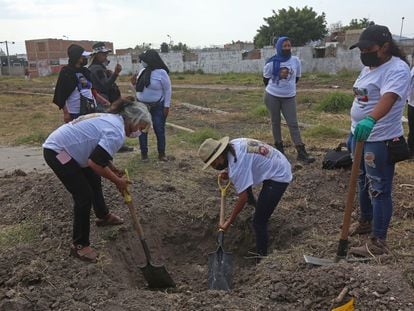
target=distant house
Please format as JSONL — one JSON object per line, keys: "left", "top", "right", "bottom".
{"left": 25, "top": 39, "right": 113, "bottom": 77}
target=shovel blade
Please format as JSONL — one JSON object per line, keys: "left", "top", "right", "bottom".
{"left": 208, "top": 247, "right": 233, "bottom": 290}
{"left": 141, "top": 263, "right": 176, "bottom": 289}
{"left": 303, "top": 255, "right": 335, "bottom": 266}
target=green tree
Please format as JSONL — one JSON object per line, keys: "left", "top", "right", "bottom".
{"left": 171, "top": 42, "right": 188, "bottom": 52}
{"left": 343, "top": 18, "right": 371, "bottom": 30}
{"left": 160, "top": 42, "right": 169, "bottom": 53}
{"left": 254, "top": 6, "right": 328, "bottom": 48}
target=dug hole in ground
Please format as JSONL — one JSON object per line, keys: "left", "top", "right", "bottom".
{"left": 0, "top": 146, "right": 413, "bottom": 311}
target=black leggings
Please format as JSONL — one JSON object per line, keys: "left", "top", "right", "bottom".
{"left": 252, "top": 180, "right": 289, "bottom": 256}
{"left": 43, "top": 148, "right": 109, "bottom": 246}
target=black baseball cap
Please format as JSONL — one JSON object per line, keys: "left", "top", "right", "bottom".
{"left": 349, "top": 25, "right": 392, "bottom": 50}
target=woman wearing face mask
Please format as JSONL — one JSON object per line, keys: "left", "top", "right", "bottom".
{"left": 53, "top": 44, "right": 108, "bottom": 123}
{"left": 263, "top": 36, "right": 315, "bottom": 163}
{"left": 131, "top": 49, "right": 171, "bottom": 162}
{"left": 198, "top": 137, "right": 292, "bottom": 259}
{"left": 347, "top": 25, "right": 411, "bottom": 257}
{"left": 43, "top": 99, "right": 152, "bottom": 263}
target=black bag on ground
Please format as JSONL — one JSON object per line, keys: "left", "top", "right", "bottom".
{"left": 385, "top": 136, "right": 410, "bottom": 164}
{"left": 322, "top": 143, "right": 352, "bottom": 170}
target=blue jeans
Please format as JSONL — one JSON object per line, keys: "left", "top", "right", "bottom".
{"left": 348, "top": 134, "right": 395, "bottom": 240}
{"left": 139, "top": 103, "right": 166, "bottom": 154}
{"left": 252, "top": 180, "right": 289, "bottom": 256}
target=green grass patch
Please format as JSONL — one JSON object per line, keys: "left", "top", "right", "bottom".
{"left": 317, "top": 92, "right": 354, "bottom": 113}
{"left": 0, "top": 223, "right": 39, "bottom": 249}
{"left": 15, "top": 131, "right": 49, "bottom": 144}
{"left": 181, "top": 128, "right": 221, "bottom": 146}
{"left": 303, "top": 124, "right": 346, "bottom": 139}
{"left": 249, "top": 104, "right": 268, "bottom": 118}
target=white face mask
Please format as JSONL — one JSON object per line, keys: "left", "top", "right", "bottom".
{"left": 141, "top": 61, "right": 148, "bottom": 68}
{"left": 128, "top": 130, "right": 142, "bottom": 138}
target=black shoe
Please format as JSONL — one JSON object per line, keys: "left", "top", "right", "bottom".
{"left": 274, "top": 142, "right": 285, "bottom": 155}
{"left": 296, "top": 144, "right": 315, "bottom": 164}
{"left": 141, "top": 152, "right": 149, "bottom": 162}
{"left": 118, "top": 145, "right": 134, "bottom": 153}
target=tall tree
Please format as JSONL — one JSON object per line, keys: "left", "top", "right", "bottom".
{"left": 254, "top": 6, "right": 328, "bottom": 48}
{"left": 342, "top": 18, "right": 371, "bottom": 31}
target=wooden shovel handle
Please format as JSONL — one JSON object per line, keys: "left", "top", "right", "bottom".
{"left": 123, "top": 170, "right": 146, "bottom": 240}
{"left": 218, "top": 175, "right": 231, "bottom": 226}
{"left": 340, "top": 141, "right": 364, "bottom": 240}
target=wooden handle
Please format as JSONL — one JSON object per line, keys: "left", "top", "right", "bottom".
{"left": 217, "top": 174, "right": 230, "bottom": 227}
{"left": 340, "top": 141, "right": 364, "bottom": 240}
{"left": 126, "top": 201, "right": 146, "bottom": 240}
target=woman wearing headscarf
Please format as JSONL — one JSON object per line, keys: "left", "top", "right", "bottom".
{"left": 263, "top": 37, "right": 314, "bottom": 163}
{"left": 43, "top": 100, "right": 152, "bottom": 263}
{"left": 347, "top": 25, "right": 411, "bottom": 256}
{"left": 133, "top": 49, "right": 172, "bottom": 162}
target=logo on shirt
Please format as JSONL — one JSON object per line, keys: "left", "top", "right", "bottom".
{"left": 246, "top": 139, "right": 271, "bottom": 157}
{"left": 279, "top": 66, "right": 294, "bottom": 81}
{"left": 353, "top": 87, "right": 369, "bottom": 105}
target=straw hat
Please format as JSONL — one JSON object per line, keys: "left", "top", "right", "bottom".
{"left": 198, "top": 137, "right": 229, "bottom": 170}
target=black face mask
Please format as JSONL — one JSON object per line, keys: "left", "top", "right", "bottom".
{"left": 80, "top": 58, "right": 88, "bottom": 67}
{"left": 282, "top": 49, "right": 291, "bottom": 57}
{"left": 360, "top": 51, "right": 381, "bottom": 67}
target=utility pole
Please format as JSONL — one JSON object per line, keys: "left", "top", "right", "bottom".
{"left": 0, "top": 40, "right": 15, "bottom": 75}
{"left": 399, "top": 17, "right": 405, "bottom": 41}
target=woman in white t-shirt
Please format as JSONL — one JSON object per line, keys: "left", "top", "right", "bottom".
{"left": 198, "top": 137, "right": 292, "bottom": 258}
{"left": 407, "top": 66, "right": 414, "bottom": 157}
{"left": 43, "top": 100, "right": 151, "bottom": 263}
{"left": 132, "top": 49, "right": 172, "bottom": 162}
{"left": 263, "top": 36, "right": 314, "bottom": 163}
{"left": 346, "top": 25, "right": 411, "bottom": 257}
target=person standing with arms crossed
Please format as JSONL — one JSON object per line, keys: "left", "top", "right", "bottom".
{"left": 263, "top": 36, "right": 315, "bottom": 164}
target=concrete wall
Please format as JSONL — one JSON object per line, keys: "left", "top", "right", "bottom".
{"left": 35, "top": 45, "right": 414, "bottom": 77}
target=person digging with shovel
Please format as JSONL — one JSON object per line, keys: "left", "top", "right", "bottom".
{"left": 198, "top": 137, "right": 292, "bottom": 260}
{"left": 43, "top": 99, "right": 152, "bottom": 263}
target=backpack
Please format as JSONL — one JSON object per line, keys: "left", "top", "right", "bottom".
{"left": 322, "top": 143, "right": 352, "bottom": 170}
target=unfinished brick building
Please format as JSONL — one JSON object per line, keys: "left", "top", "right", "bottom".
{"left": 25, "top": 39, "right": 113, "bottom": 77}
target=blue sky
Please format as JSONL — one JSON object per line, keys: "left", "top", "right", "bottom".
{"left": 1, "top": 0, "right": 413, "bottom": 55}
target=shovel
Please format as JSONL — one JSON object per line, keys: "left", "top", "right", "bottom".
{"left": 123, "top": 170, "right": 175, "bottom": 288}
{"left": 304, "top": 141, "right": 370, "bottom": 266}
{"left": 208, "top": 175, "right": 233, "bottom": 291}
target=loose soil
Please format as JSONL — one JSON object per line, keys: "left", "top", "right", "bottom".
{"left": 0, "top": 150, "right": 413, "bottom": 310}
{"left": 1, "top": 75, "right": 413, "bottom": 310}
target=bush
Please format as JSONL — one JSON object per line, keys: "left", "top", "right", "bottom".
{"left": 317, "top": 92, "right": 354, "bottom": 113}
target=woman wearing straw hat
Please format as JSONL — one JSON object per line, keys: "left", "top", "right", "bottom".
{"left": 198, "top": 137, "right": 292, "bottom": 258}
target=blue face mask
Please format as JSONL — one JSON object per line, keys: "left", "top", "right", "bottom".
{"left": 141, "top": 61, "right": 148, "bottom": 68}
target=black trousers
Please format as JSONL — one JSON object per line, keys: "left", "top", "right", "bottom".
{"left": 252, "top": 180, "right": 289, "bottom": 256}
{"left": 43, "top": 148, "right": 109, "bottom": 246}
{"left": 408, "top": 105, "right": 414, "bottom": 154}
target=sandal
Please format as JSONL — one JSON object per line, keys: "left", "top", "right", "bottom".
{"left": 70, "top": 244, "right": 97, "bottom": 263}
{"left": 95, "top": 212, "right": 124, "bottom": 227}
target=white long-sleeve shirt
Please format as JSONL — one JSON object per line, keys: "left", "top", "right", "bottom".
{"left": 136, "top": 68, "right": 172, "bottom": 107}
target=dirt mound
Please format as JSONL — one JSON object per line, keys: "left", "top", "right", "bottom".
{"left": 0, "top": 156, "right": 413, "bottom": 310}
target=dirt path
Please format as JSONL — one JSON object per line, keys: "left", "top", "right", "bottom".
{"left": 0, "top": 146, "right": 47, "bottom": 175}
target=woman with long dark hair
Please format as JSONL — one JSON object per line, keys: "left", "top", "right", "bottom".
{"left": 133, "top": 49, "right": 172, "bottom": 162}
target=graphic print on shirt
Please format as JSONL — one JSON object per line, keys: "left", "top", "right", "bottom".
{"left": 76, "top": 73, "right": 92, "bottom": 90}
{"left": 353, "top": 87, "right": 369, "bottom": 106}
{"left": 279, "top": 66, "right": 294, "bottom": 81}
{"left": 246, "top": 139, "right": 271, "bottom": 157}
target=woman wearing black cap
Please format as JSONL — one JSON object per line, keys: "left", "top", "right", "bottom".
{"left": 346, "top": 25, "right": 411, "bottom": 257}
{"left": 53, "top": 44, "right": 109, "bottom": 123}
{"left": 131, "top": 49, "right": 172, "bottom": 162}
